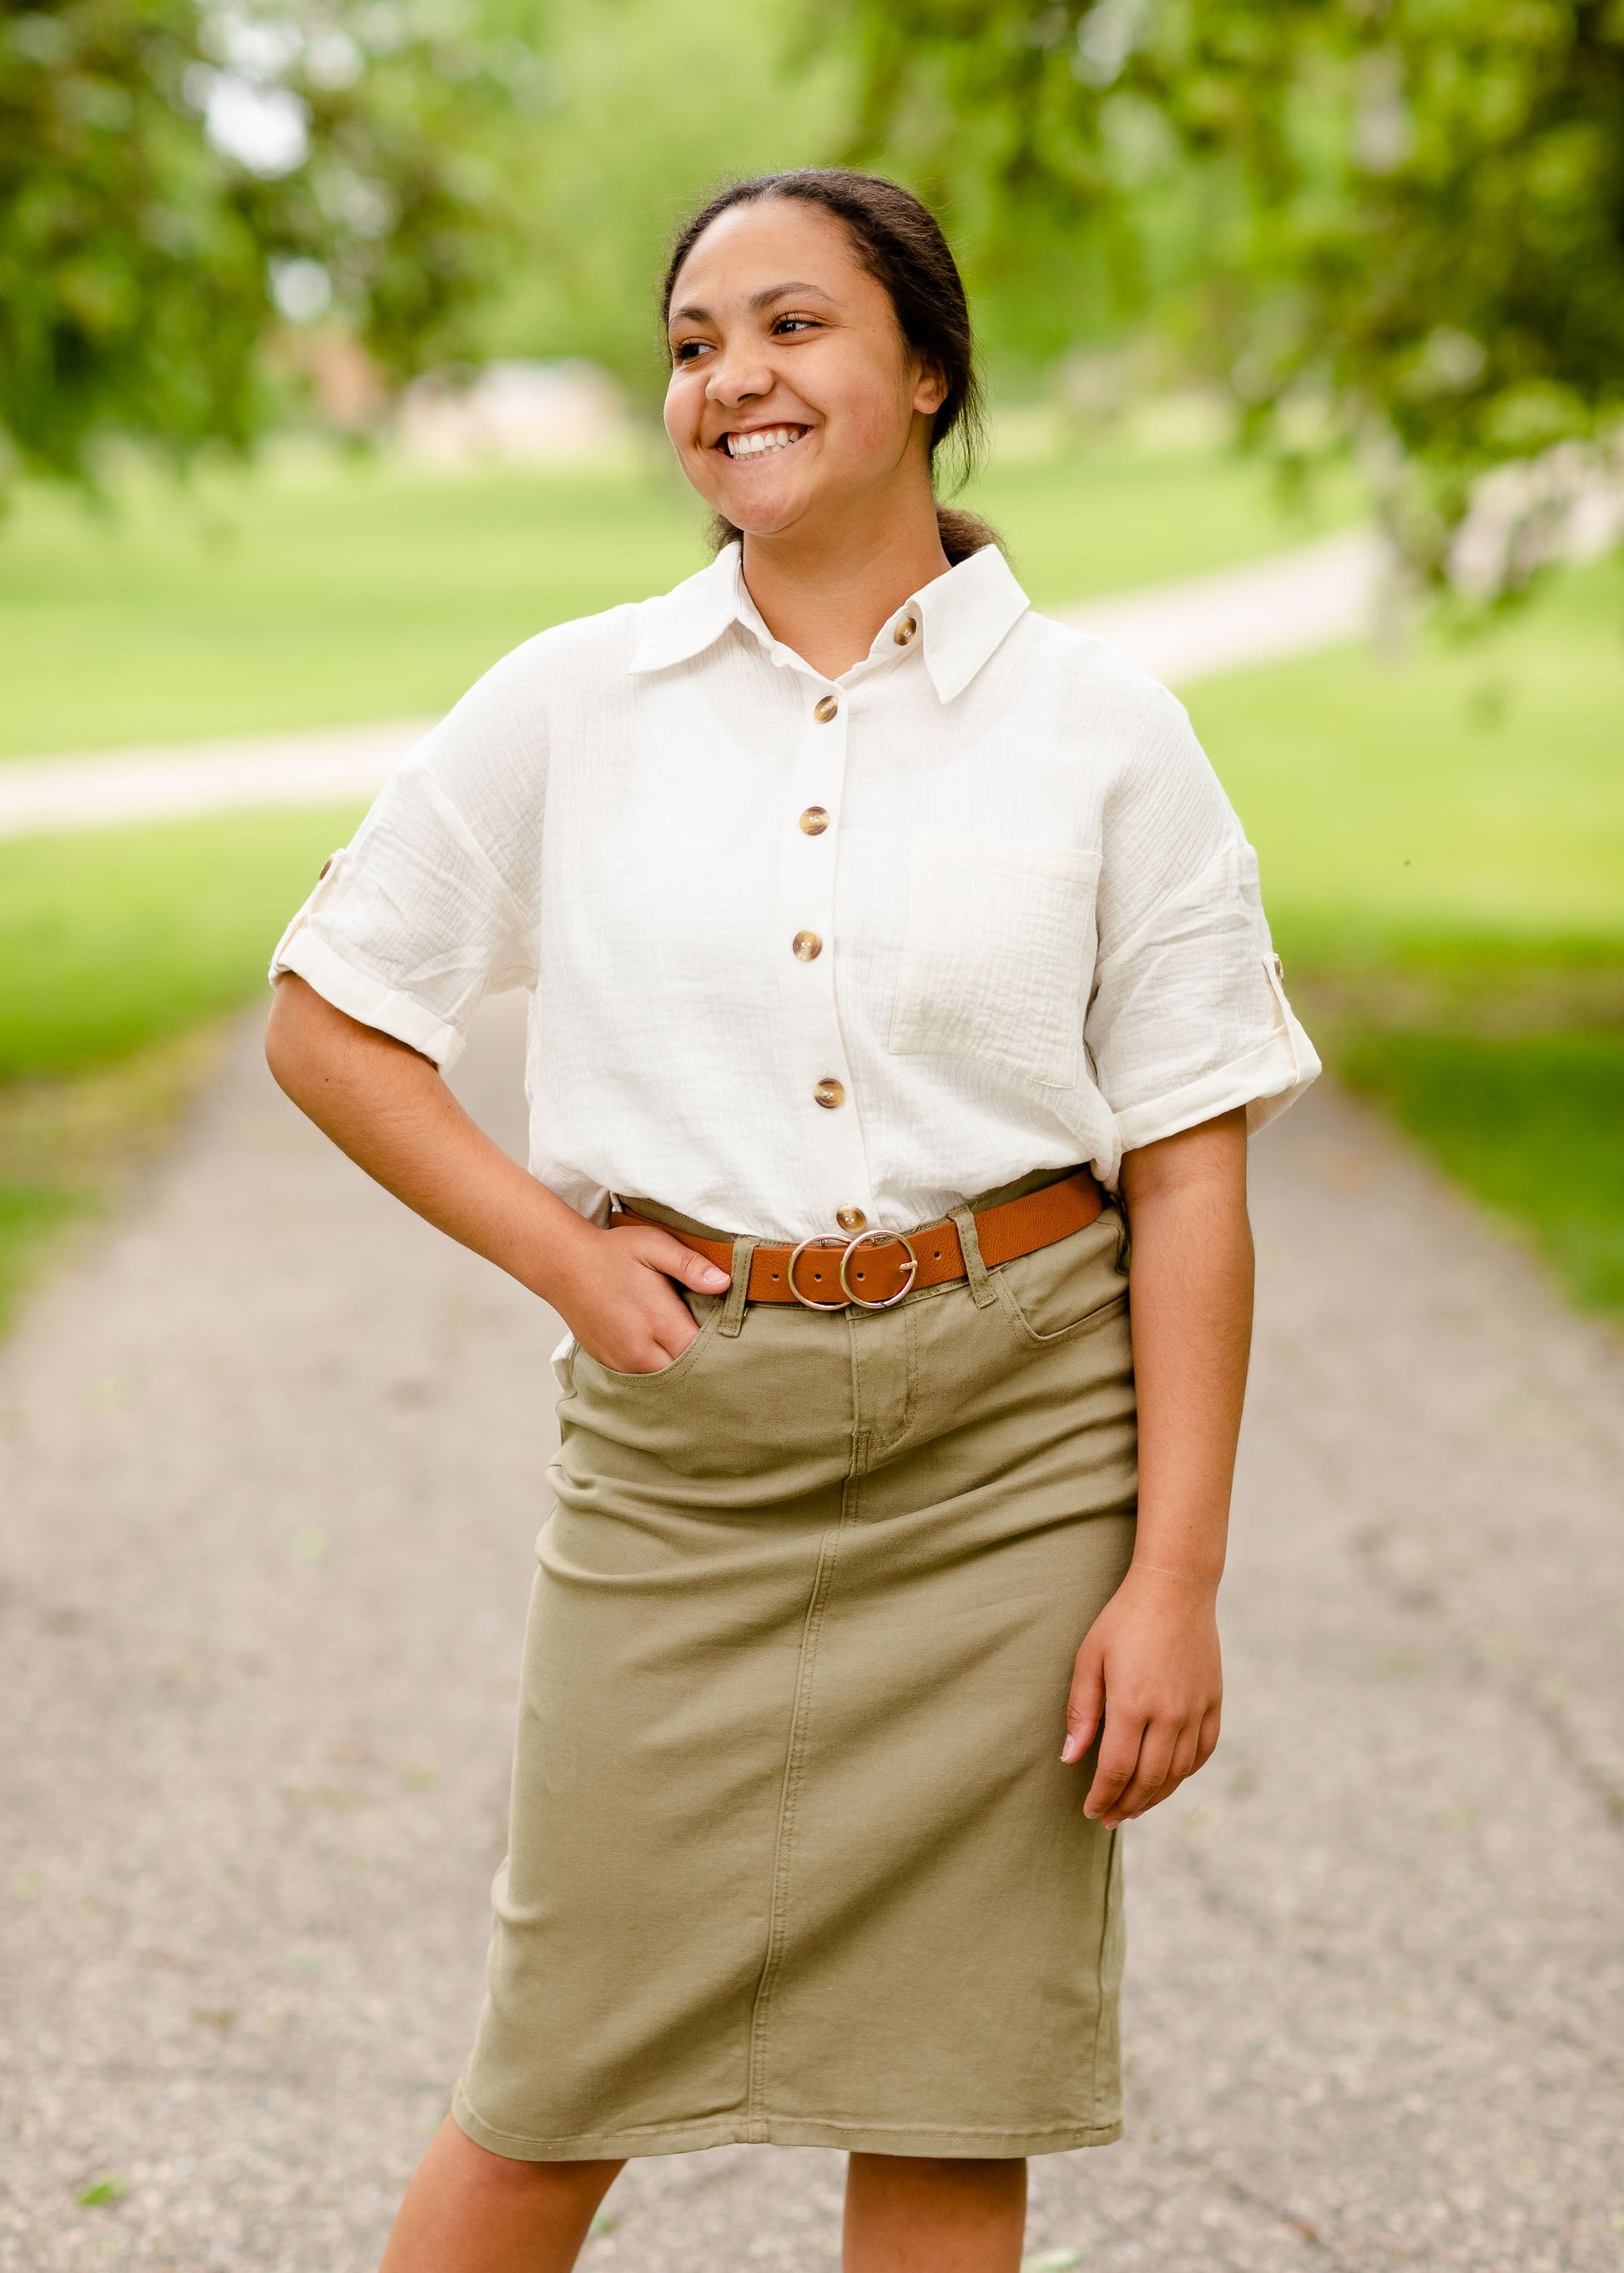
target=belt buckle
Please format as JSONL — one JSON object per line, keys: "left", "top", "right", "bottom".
{"left": 787, "top": 1235, "right": 850, "bottom": 1310}
{"left": 839, "top": 1228, "right": 919, "bottom": 1310}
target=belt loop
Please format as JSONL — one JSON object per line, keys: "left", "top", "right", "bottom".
{"left": 946, "top": 1202, "right": 997, "bottom": 1308}
{"left": 719, "top": 1237, "right": 757, "bottom": 1337}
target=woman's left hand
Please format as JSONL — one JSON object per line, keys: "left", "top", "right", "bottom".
{"left": 1060, "top": 1565, "right": 1223, "bottom": 1827}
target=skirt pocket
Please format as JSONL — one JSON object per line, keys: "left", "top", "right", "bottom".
{"left": 992, "top": 1207, "right": 1130, "bottom": 1346}
{"left": 565, "top": 1288, "right": 726, "bottom": 1393}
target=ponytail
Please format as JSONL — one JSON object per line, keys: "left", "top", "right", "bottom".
{"left": 935, "top": 505, "right": 1001, "bottom": 565}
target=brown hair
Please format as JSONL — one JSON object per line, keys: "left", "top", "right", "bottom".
{"left": 659, "top": 169, "right": 1001, "bottom": 565}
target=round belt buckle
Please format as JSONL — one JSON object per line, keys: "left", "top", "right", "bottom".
{"left": 839, "top": 1229, "right": 919, "bottom": 1310}
{"left": 788, "top": 1235, "right": 850, "bottom": 1310}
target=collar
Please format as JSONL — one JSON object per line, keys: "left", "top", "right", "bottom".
{"left": 628, "top": 537, "right": 1030, "bottom": 703}
{"left": 910, "top": 538, "right": 1031, "bottom": 703}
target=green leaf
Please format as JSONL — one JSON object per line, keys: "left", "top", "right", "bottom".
{"left": 77, "top": 2177, "right": 129, "bottom": 2206}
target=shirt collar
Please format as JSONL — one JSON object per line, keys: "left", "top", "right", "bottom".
{"left": 909, "top": 539, "right": 1031, "bottom": 703}
{"left": 628, "top": 537, "right": 1030, "bottom": 703}
{"left": 627, "top": 544, "right": 747, "bottom": 676}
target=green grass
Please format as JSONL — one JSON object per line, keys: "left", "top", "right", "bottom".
{"left": 0, "top": 807, "right": 364, "bottom": 1328}
{"left": 1190, "top": 556, "right": 1624, "bottom": 1321}
{"left": 0, "top": 436, "right": 1355, "bottom": 757}
{"left": 971, "top": 443, "right": 1356, "bottom": 612}
{"left": 0, "top": 1184, "right": 91, "bottom": 1328}
{"left": 0, "top": 1023, "right": 231, "bottom": 1334}
{"left": 0, "top": 807, "right": 364, "bottom": 1080}
{"left": 1337, "top": 1029, "right": 1624, "bottom": 1315}
{"left": 1190, "top": 557, "right": 1624, "bottom": 954}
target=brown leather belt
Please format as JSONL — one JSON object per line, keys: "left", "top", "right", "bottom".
{"left": 609, "top": 1167, "right": 1106, "bottom": 1312}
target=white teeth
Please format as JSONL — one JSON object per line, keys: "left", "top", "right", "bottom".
{"left": 724, "top": 426, "right": 805, "bottom": 459}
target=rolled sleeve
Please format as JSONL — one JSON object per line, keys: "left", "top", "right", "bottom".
{"left": 1087, "top": 703, "right": 1321, "bottom": 1154}
{"left": 268, "top": 640, "right": 547, "bottom": 1068}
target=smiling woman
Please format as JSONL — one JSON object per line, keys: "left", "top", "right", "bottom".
{"left": 660, "top": 170, "right": 1001, "bottom": 621}
{"left": 261, "top": 166, "right": 1318, "bottom": 2273}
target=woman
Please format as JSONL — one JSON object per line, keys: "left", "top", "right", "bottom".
{"left": 265, "top": 169, "right": 1319, "bottom": 2273}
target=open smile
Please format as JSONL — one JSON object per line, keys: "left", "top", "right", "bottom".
{"left": 715, "top": 424, "right": 810, "bottom": 461}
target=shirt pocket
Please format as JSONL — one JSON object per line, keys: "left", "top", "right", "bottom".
{"left": 887, "top": 830, "right": 1101, "bottom": 1092}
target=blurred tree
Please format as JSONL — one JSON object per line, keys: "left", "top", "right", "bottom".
{"left": 471, "top": 0, "right": 850, "bottom": 407}
{"left": 829, "top": 0, "right": 1624, "bottom": 587}
{"left": 0, "top": 0, "right": 517, "bottom": 491}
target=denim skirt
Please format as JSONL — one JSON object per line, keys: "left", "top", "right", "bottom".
{"left": 450, "top": 1167, "right": 1138, "bottom": 2160}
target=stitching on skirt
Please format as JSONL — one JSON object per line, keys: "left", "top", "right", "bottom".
{"left": 744, "top": 1447, "right": 865, "bottom": 2136}
{"left": 863, "top": 1303, "right": 920, "bottom": 1464}
{"left": 1089, "top": 1826, "right": 1122, "bottom": 2115}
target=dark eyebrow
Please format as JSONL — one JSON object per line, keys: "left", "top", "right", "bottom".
{"left": 668, "top": 281, "right": 835, "bottom": 328}
{"left": 747, "top": 280, "right": 834, "bottom": 312}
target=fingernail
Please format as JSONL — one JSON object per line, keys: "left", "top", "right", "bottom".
{"left": 702, "top": 1266, "right": 729, "bottom": 1289}
{"left": 1060, "top": 1735, "right": 1080, "bottom": 1764}
{"left": 1082, "top": 1804, "right": 1100, "bottom": 1819}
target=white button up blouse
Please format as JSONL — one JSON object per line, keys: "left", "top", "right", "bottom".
{"left": 269, "top": 537, "right": 1320, "bottom": 1242}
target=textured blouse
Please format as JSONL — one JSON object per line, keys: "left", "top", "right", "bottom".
{"left": 269, "top": 537, "right": 1320, "bottom": 1244}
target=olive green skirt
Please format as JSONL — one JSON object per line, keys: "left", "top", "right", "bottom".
{"left": 451, "top": 1170, "right": 1138, "bottom": 2161}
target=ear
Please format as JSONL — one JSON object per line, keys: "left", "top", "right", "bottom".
{"left": 911, "top": 354, "right": 950, "bottom": 419}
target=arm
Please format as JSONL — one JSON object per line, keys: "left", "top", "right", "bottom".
{"left": 264, "top": 973, "right": 729, "bottom": 1370}
{"left": 1060, "top": 1103, "right": 1253, "bottom": 1825}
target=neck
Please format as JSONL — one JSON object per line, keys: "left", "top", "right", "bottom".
{"left": 739, "top": 480, "right": 951, "bottom": 680}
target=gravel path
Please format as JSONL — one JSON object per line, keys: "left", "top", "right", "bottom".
{"left": 3, "top": 995, "right": 1621, "bottom": 2272}
{"left": 0, "top": 531, "right": 1384, "bottom": 840}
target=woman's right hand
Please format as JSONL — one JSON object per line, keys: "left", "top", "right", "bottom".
{"left": 265, "top": 977, "right": 730, "bottom": 1372}
{"left": 548, "top": 1220, "right": 730, "bottom": 1373}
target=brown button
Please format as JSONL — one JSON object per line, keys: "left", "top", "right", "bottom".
{"left": 813, "top": 1078, "right": 845, "bottom": 1110}
{"left": 835, "top": 1205, "right": 867, "bottom": 1232}
{"left": 893, "top": 616, "right": 918, "bottom": 645}
{"left": 813, "top": 694, "right": 840, "bottom": 723}
{"left": 792, "top": 930, "right": 822, "bottom": 961}
{"left": 1272, "top": 953, "right": 1284, "bottom": 979}
{"left": 318, "top": 854, "right": 335, "bottom": 879}
{"left": 799, "top": 806, "right": 830, "bottom": 835}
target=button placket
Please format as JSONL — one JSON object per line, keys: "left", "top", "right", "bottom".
{"left": 775, "top": 681, "right": 873, "bottom": 1225}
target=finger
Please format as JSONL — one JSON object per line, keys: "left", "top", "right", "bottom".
{"left": 627, "top": 1316, "right": 701, "bottom": 1371}
{"left": 1083, "top": 1709, "right": 1144, "bottom": 1821}
{"left": 1195, "top": 1705, "right": 1222, "bottom": 1770}
{"left": 642, "top": 1231, "right": 729, "bottom": 1294}
{"left": 1061, "top": 1649, "right": 1106, "bottom": 1765}
{"left": 1165, "top": 1723, "right": 1202, "bottom": 1793}
{"left": 1129, "top": 1723, "right": 1202, "bottom": 1819}
{"left": 1102, "top": 1720, "right": 1178, "bottom": 1824}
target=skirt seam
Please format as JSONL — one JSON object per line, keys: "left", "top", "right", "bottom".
{"left": 744, "top": 1459, "right": 862, "bottom": 2137}
{"left": 1090, "top": 1825, "right": 1119, "bottom": 2110}
{"left": 451, "top": 2082, "right": 1124, "bottom": 2160}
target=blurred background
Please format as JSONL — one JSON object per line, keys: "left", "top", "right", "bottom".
{"left": 2, "top": 0, "right": 1620, "bottom": 1336}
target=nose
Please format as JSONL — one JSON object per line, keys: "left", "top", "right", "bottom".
{"left": 704, "top": 350, "right": 773, "bottom": 410}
